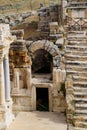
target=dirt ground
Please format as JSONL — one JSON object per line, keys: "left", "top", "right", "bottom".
{"left": 7, "top": 111, "right": 67, "bottom": 130}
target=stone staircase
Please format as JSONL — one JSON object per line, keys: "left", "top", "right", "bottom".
{"left": 65, "top": 31, "right": 87, "bottom": 130}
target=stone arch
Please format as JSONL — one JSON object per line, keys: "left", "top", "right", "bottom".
{"left": 28, "top": 40, "right": 60, "bottom": 67}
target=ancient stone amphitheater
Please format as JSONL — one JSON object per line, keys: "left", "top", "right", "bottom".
{"left": 0, "top": 0, "right": 87, "bottom": 130}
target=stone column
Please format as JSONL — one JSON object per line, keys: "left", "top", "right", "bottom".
{"left": 32, "top": 85, "right": 36, "bottom": 110}
{"left": 0, "top": 58, "right": 5, "bottom": 105}
{"left": 4, "top": 54, "right": 11, "bottom": 101}
{"left": 11, "top": 69, "right": 20, "bottom": 94}
{"left": 14, "top": 70, "right": 20, "bottom": 89}
{"left": 26, "top": 67, "right": 31, "bottom": 89}
{"left": 0, "top": 24, "right": 14, "bottom": 129}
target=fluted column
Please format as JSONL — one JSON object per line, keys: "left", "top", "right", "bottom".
{"left": 4, "top": 55, "right": 11, "bottom": 101}
{"left": 0, "top": 58, "right": 5, "bottom": 105}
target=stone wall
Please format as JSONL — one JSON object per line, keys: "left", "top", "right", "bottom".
{"left": 9, "top": 30, "right": 66, "bottom": 114}
{"left": 38, "top": 4, "right": 62, "bottom": 32}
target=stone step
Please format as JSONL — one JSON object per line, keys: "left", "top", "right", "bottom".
{"left": 68, "top": 38, "right": 87, "bottom": 41}
{"left": 68, "top": 41, "right": 87, "bottom": 46}
{"left": 66, "top": 58, "right": 87, "bottom": 62}
{"left": 66, "top": 47, "right": 87, "bottom": 52}
{"left": 75, "top": 98, "right": 87, "bottom": 102}
{"left": 75, "top": 103, "right": 87, "bottom": 108}
{"left": 74, "top": 87, "right": 87, "bottom": 92}
{"left": 74, "top": 115, "right": 87, "bottom": 121}
{"left": 76, "top": 109, "right": 87, "bottom": 114}
{"left": 66, "top": 48, "right": 87, "bottom": 53}
{"left": 65, "top": 50, "right": 87, "bottom": 55}
{"left": 73, "top": 76, "right": 87, "bottom": 81}
{"left": 67, "top": 36, "right": 87, "bottom": 40}
{"left": 66, "top": 70, "right": 87, "bottom": 76}
{"left": 67, "top": 37, "right": 87, "bottom": 40}
{"left": 66, "top": 45, "right": 87, "bottom": 50}
{"left": 75, "top": 121, "right": 87, "bottom": 128}
{"left": 67, "top": 65, "right": 87, "bottom": 69}
{"left": 65, "top": 52, "right": 86, "bottom": 55}
{"left": 66, "top": 34, "right": 87, "bottom": 130}
{"left": 74, "top": 91, "right": 87, "bottom": 96}
{"left": 74, "top": 81, "right": 87, "bottom": 86}
{"left": 65, "top": 54, "right": 87, "bottom": 59}
{"left": 66, "top": 61, "right": 87, "bottom": 65}
{"left": 75, "top": 95, "right": 87, "bottom": 99}
{"left": 65, "top": 55, "right": 87, "bottom": 61}
{"left": 66, "top": 66, "right": 87, "bottom": 72}
{"left": 75, "top": 127, "right": 87, "bottom": 130}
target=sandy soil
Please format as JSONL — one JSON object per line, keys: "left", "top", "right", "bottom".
{"left": 7, "top": 111, "right": 67, "bottom": 130}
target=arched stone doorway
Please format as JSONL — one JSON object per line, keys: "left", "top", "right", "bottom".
{"left": 31, "top": 49, "right": 53, "bottom": 85}
{"left": 28, "top": 40, "right": 60, "bottom": 68}
{"left": 27, "top": 40, "right": 60, "bottom": 84}
{"left": 32, "top": 49, "right": 53, "bottom": 74}
{"left": 28, "top": 40, "right": 61, "bottom": 112}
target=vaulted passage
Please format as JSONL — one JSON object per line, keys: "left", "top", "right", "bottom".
{"left": 32, "top": 49, "right": 53, "bottom": 74}
{"left": 36, "top": 88, "right": 49, "bottom": 111}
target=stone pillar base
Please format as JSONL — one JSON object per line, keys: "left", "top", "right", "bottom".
{"left": 0, "top": 100, "right": 14, "bottom": 130}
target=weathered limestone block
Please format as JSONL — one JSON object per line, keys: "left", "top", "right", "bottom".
{"left": 53, "top": 68, "right": 58, "bottom": 85}
{"left": 26, "top": 68, "right": 31, "bottom": 89}
{"left": 49, "top": 48, "right": 56, "bottom": 55}
{"left": 11, "top": 29, "right": 24, "bottom": 40}
{"left": 12, "top": 69, "right": 20, "bottom": 94}
{"left": 10, "top": 39, "right": 31, "bottom": 70}
{"left": 46, "top": 44, "right": 53, "bottom": 52}
{"left": 65, "top": 76, "right": 75, "bottom": 125}
{"left": 62, "top": 69, "right": 66, "bottom": 82}
{"left": 58, "top": 69, "right": 63, "bottom": 83}
{"left": 53, "top": 56, "right": 60, "bottom": 67}
{"left": 0, "top": 24, "right": 14, "bottom": 46}
{"left": 12, "top": 98, "right": 32, "bottom": 115}
{"left": 59, "top": 69, "right": 66, "bottom": 82}
{"left": 29, "top": 40, "right": 45, "bottom": 53}
{"left": 44, "top": 41, "right": 52, "bottom": 51}
{"left": 52, "top": 86, "right": 59, "bottom": 96}
{"left": 53, "top": 96, "right": 66, "bottom": 112}
{"left": 52, "top": 45, "right": 59, "bottom": 56}
{"left": 53, "top": 68, "right": 66, "bottom": 85}
{"left": 12, "top": 67, "right": 32, "bottom": 92}
{"left": 49, "top": 22, "right": 59, "bottom": 34}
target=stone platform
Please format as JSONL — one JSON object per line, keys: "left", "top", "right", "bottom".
{"left": 7, "top": 112, "right": 67, "bottom": 130}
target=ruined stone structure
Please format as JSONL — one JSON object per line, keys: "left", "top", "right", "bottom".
{"left": 0, "top": 1, "right": 87, "bottom": 130}
{"left": 38, "top": 4, "right": 62, "bottom": 32}
{"left": 9, "top": 31, "right": 66, "bottom": 114}
{"left": 0, "top": 24, "right": 14, "bottom": 130}
{"left": 65, "top": 0, "right": 87, "bottom": 130}
{"left": 65, "top": 31, "right": 87, "bottom": 130}
{"left": 67, "top": 0, "right": 87, "bottom": 31}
